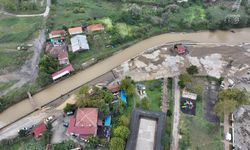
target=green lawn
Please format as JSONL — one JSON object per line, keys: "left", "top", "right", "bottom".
{"left": 179, "top": 100, "right": 223, "bottom": 150}
{"left": 0, "top": 51, "right": 33, "bottom": 75}
{"left": 141, "top": 80, "right": 162, "bottom": 111}
{"left": 0, "top": 17, "right": 43, "bottom": 45}
{"left": 0, "top": 16, "right": 42, "bottom": 74}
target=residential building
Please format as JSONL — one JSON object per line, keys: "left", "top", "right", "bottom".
{"left": 174, "top": 44, "right": 187, "bottom": 55}
{"left": 46, "top": 44, "right": 69, "bottom": 65}
{"left": 86, "top": 24, "right": 104, "bottom": 32}
{"left": 51, "top": 64, "right": 74, "bottom": 80}
{"left": 68, "top": 27, "right": 83, "bottom": 35}
{"left": 32, "top": 122, "right": 47, "bottom": 138}
{"left": 70, "top": 35, "right": 89, "bottom": 52}
{"left": 49, "top": 30, "right": 66, "bottom": 39}
{"left": 67, "top": 108, "right": 98, "bottom": 138}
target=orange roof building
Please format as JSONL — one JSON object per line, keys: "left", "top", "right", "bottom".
{"left": 49, "top": 30, "right": 66, "bottom": 39}
{"left": 67, "top": 108, "right": 98, "bottom": 138}
{"left": 86, "top": 24, "right": 104, "bottom": 31}
{"left": 68, "top": 27, "right": 83, "bottom": 35}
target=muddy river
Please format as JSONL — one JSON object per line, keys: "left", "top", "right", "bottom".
{"left": 1, "top": 28, "right": 250, "bottom": 129}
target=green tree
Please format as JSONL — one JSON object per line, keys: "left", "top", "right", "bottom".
{"left": 192, "top": 84, "right": 203, "bottom": 95}
{"left": 121, "top": 76, "right": 135, "bottom": 97}
{"left": 218, "top": 88, "right": 249, "bottom": 106}
{"left": 118, "top": 115, "right": 130, "bottom": 126}
{"left": 52, "top": 140, "right": 75, "bottom": 150}
{"left": 186, "top": 65, "right": 199, "bottom": 75}
{"left": 113, "top": 126, "right": 130, "bottom": 140}
{"left": 179, "top": 73, "right": 192, "bottom": 83}
{"left": 63, "top": 103, "right": 76, "bottom": 113}
{"left": 214, "top": 88, "right": 249, "bottom": 118}
{"left": 140, "top": 97, "right": 150, "bottom": 110}
{"left": 37, "top": 71, "right": 53, "bottom": 87}
{"left": 110, "top": 137, "right": 125, "bottom": 150}
{"left": 214, "top": 99, "right": 237, "bottom": 118}
{"left": 112, "top": 100, "right": 126, "bottom": 116}
{"left": 178, "top": 80, "right": 185, "bottom": 89}
{"left": 85, "top": 136, "right": 99, "bottom": 149}
{"left": 39, "top": 55, "right": 59, "bottom": 74}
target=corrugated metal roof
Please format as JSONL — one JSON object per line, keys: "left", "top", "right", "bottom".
{"left": 70, "top": 35, "right": 89, "bottom": 52}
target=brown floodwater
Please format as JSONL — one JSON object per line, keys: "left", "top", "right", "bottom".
{"left": 1, "top": 28, "right": 250, "bottom": 129}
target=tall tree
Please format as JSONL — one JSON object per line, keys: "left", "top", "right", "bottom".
{"left": 110, "top": 137, "right": 125, "bottom": 150}
{"left": 214, "top": 99, "right": 237, "bottom": 118}
{"left": 113, "top": 126, "right": 130, "bottom": 140}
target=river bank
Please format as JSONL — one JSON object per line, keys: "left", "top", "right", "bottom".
{"left": 0, "top": 28, "right": 250, "bottom": 130}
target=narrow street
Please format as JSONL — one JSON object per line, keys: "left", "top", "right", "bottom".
{"left": 161, "top": 78, "right": 168, "bottom": 113}
{"left": 171, "top": 77, "right": 181, "bottom": 150}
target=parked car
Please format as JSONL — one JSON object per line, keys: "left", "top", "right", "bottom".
{"left": 44, "top": 115, "right": 55, "bottom": 124}
{"left": 63, "top": 122, "right": 69, "bottom": 127}
{"left": 66, "top": 111, "right": 74, "bottom": 116}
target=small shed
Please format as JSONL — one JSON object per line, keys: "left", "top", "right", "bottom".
{"left": 174, "top": 44, "right": 186, "bottom": 55}
{"left": 52, "top": 64, "right": 74, "bottom": 80}
{"left": 68, "top": 27, "right": 83, "bottom": 35}
{"left": 32, "top": 122, "right": 47, "bottom": 138}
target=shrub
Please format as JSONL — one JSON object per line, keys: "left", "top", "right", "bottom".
{"left": 113, "top": 126, "right": 130, "bottom": 140}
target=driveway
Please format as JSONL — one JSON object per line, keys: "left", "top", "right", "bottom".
{"left": 171, "top": 77, "right": 180, "bottom": 150}
{"left": 51, "top": 114, "right": 69, "bottom": 144}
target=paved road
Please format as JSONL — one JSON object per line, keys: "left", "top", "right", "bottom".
{"left": 171, "top": 77, "right": 181, "bottom": 150}
{"left": 1, "top": 28, "right": 250, "bottom": 130}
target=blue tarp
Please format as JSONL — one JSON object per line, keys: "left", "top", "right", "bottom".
{"left": 120, "top": 90, "right": 127, "bottom": 103}
{"left": 104, "top": 115, "right": 111, "bottom": 126}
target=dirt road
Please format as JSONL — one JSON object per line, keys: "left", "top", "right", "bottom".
{"left": 171, "top": 77, "right": 181, "bottom": 150}
{"left": 0, "top": 30, "right": 46, "bottom": 96}
{"left": 1, "top": 28, "right": 250, "bottom": 130}
{"left": 0, "top": 0, "right": 51, "bottom": 17}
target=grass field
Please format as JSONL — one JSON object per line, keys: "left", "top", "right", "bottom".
{"left": 179, "top": 99, "right": 223, "bottom": 150}
{"left": 0, "top": 17, "right": 42, "bottom": 45}
{"left": 0, "top": 51, "right": 33, "bottom": 75}
{"left": 141, "top": 80, "right": 162, "bottom": 111}
{"left": 0, "top": 16, "right": 42, "bottom": 74}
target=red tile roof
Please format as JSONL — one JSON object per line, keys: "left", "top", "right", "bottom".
{"left": 46, "top": 45, "right": 67, "bottom": 58}
{"left": 87, "top": 24, "right": 104, "bottom": 31}
{"left": 175, "top": 44, "right": 186, "bottom": 54}
{"left": 32, "top": 122, "right": 46, "bottom": 138}
{"left": 68, "top": 27, "right": 83, "bottom": 34}
{"left": 51, "top": 64, "right": 74, "bottom": 80}
{"left": 50, "top": 30, "right": 66, "bottom": 36}
{"left": 67, "top": 108, "right": 98, "bottom": 137}
{"left": 58, "top": 50, "right": 68, "bottom": 60}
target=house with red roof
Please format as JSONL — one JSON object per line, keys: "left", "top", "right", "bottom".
{"left": 52, "top": 64, "right": 74, "bottom": 80}
{"left": 67, "top": 108, "right": 98, "bottom": 138}
{"left": 49, "top": 30, "right": 66, "bottom": 39}
{"left": 32, "top": 122, "right": 47, "bottom": 138}
{"left": 46, "top": 44, "right": 69, "bottom": 65}
{"left": 68, "top": 27, "right": 83, "bottom": 35}
{"left": 174, "top": 44, "right": 187, "bottom": 55}
{"left": 86, "top": 24, "right": 104, "bottom": 32}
